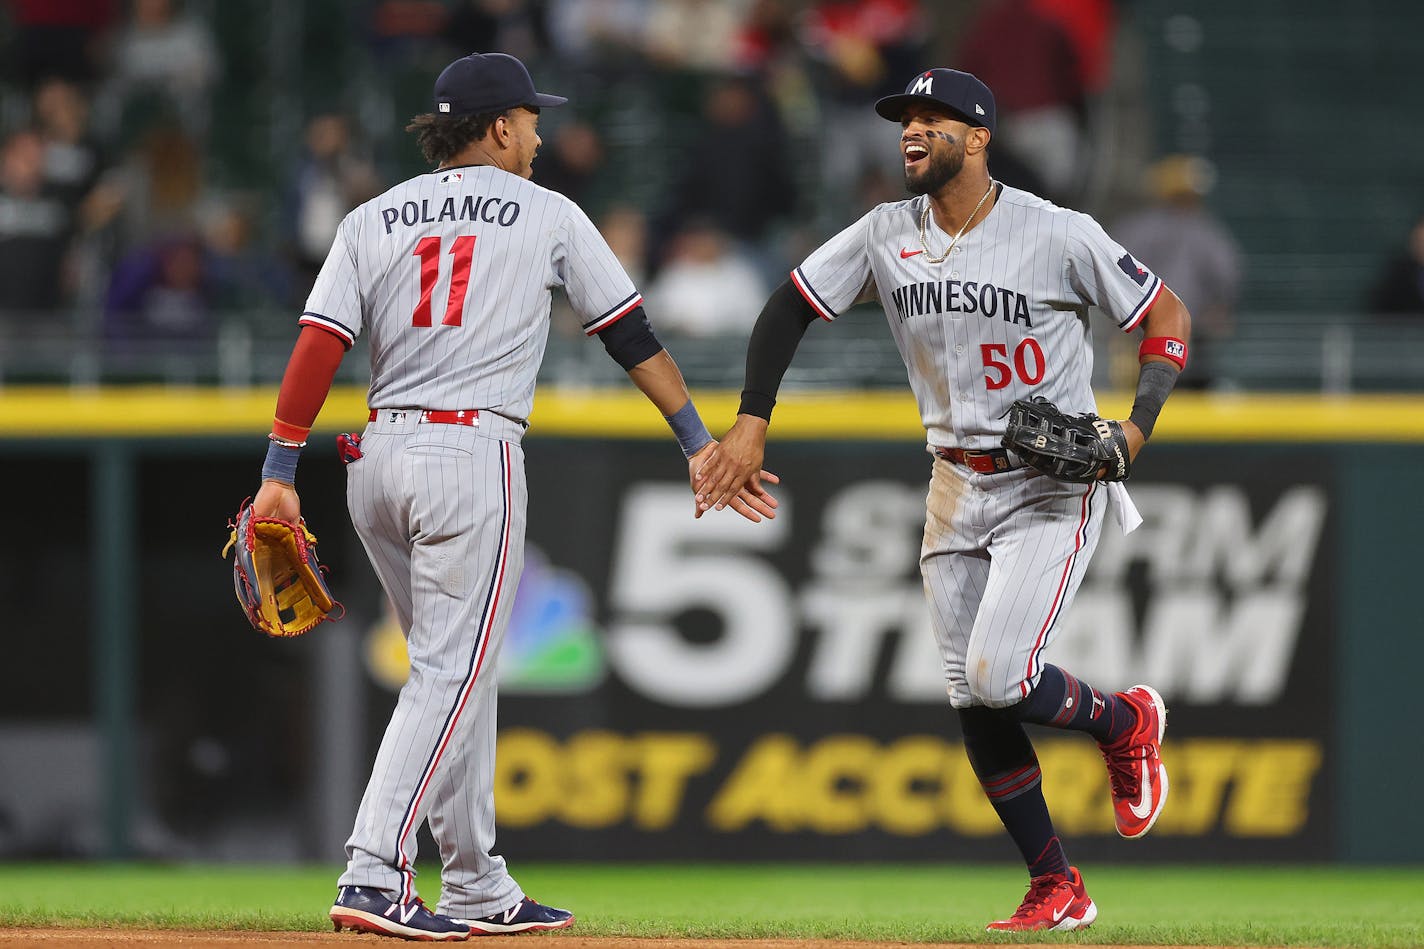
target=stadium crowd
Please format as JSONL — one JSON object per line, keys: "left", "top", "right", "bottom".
{"left": 1, "top": 0, "right": 1416, "bottom": 389}
{"left": 0, "top": 1, "right": 1133, "bottom": 346}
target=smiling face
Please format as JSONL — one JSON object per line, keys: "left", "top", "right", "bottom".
{"left": 899, "top": 103, "right": 983, "bottom": 196}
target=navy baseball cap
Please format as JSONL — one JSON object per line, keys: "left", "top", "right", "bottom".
{"left": 875, "top": 68, "right": 996, "bottom": 134}
{"left": 433, "top": 52, "right": 567, "bottom": 117}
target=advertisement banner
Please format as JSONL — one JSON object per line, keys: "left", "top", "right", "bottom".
{"left": 0, "top": 438, "right": 1334, "bottom": 862}
{"left": 352, "top": 440, "right": 1336, "bottom": 862}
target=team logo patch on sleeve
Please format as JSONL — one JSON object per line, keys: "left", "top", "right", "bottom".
{"left": 1117, "top": 253, "right": 1150, "bottom": 287}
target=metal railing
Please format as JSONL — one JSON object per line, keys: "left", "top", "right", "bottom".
{"left": 1, "top": 308, "right": 1422, "bottom": 392}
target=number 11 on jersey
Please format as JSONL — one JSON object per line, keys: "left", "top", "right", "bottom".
{"left": 412, "top": 234, "right": 477, "bottom": 327}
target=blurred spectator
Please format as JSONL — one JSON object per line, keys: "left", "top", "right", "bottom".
{"left": 100, "top": 0, "right": 221, "bottom": 140}
{"left": 734, "top": 0, "right": 795, "bottom": 71}
{"left": 0, "top": 129, "right": 73, "bottom": 317}
{"left": 798, "top": 0, "right": 928, "bottom": 221}
{"left": 368, "top": 0, "right": 449, "bottom": 63}
{"left": 531, "top": 120, "right": 605, "bottom": 211}
{"left": 657, "top": 75, "right": 796, "bottom": 268}
{"left": 103, "top": 234, "right": 213, "bottom": 342}
{"left": 287, "top": 114, "right": 382, "bottom": 292}
{"left": 957, "top": 0, "right": 1086, "bottom": 203}
{"left": 33, "top": 78, "right": 105, "bottom": 211}
{"left": 1033, "top": 0, "right": 1117, "bottom": 96}
{"left": 733, "top": 0, "right": 816, "bottom": 137}
{"left": 545, "top": 0, "right": 652, "bottom": 70}
{"left": 643, "top": 0, "right": 746, "bottom": 71}
{"left": 1367, "top": 213, "right": 1424, "bottom": 317}
{"left": 1113, "top": 155, "right": 1242, "bottom": 389}
{"left": 199, "top": 197, "right": 292, "bottom": 314}
{"left": 599, "top": 204, "right": 649, "bottom": 287}
{"left": 79, "top": 123, "right": 205, "bottom": 250}
{"left": 444, "top": 0, "right": 551, "bottom": 61}
{"left": 645, "top": 220, "right": 766, "bottom": 337}
{"left": 1, "top": 0, "right": 119, "bottom": 87}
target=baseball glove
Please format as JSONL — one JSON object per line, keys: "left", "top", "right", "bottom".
{"left": 1001, "top": 396, "right": 1131, "bottom": 483}
{"left": 222, "top": 500, "right": 341, "bottom": 637}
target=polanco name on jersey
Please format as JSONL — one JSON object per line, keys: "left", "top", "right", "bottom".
{"left": 380, "top": 194, "right": 522, "bottom": 233}
{"left": 889, "top": 279, "right": 1032, "bottom": 326}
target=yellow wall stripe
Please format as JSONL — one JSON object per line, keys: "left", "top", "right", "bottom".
{"left": 0, "top": 386, "right": 1421, "bottom": 442}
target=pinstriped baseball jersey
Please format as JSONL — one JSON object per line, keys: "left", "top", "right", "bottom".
{"left": 314, "top": 161, "right": 640, "bottom": 920}
{"left": 791, "top": 184, "right": 1161, "bottom": 451}
{"left": 301, "top": 164, "right": 641, "bottom": 421}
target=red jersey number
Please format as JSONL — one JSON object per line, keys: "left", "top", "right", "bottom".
{"left": 412, "top": 235, "right": 477, "bottom": 327}
{"left": 981, "top": 338, "right": 1046, "bottom": 390}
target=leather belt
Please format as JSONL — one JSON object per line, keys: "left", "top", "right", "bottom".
{"left": 368, "top": 409, "right": 480, "bottom": 427}
{"left": 933, "top": 446, "right": 1018, "bottom": 473}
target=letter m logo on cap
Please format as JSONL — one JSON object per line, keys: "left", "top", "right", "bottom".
{"left": 909, "top": 74, "right": 934, "bottom": 95}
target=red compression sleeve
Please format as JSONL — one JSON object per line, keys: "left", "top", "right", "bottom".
{"left": 272, "top": 324, "right": 347, "bottom": 443}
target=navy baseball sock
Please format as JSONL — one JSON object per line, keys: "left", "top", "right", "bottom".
{"left": 1008, "top": 663, "right": 1136, "bottom": 744}
{"left": 958, "top": 706, "right": 1069, "bottom": 879}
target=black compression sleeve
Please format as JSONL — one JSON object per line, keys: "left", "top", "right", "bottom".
{"left": 597, "top": 306, "right": 664, "bottom": 370}
{"left": 738, "top": 278, "right": 820, "bottom": 419}
{"left": 1127, "top": 360, "right": 1180, "bottom": 440}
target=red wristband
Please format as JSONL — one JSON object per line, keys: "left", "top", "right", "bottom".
{"left": 272, "top": 417, "right": 313, "bottom": 445}
{"left": 269, "top": 325, "right": 345, "bottom": 446}
{"left": 1139, "top": 336, "right": 1188, "bottom": 370}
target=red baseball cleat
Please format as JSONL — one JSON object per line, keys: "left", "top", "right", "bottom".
{"left": 1099, "top": 684, "right": 1169, "bottom": 838}
{"left": 986, "top": 866, "right": 1097, "bottom": 932}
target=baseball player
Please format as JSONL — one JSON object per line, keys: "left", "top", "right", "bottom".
{"left": 695, "top": 68, "right": 1192, "bottom": 932}
{"left": 249, "top": 52, "right": 777, "bottom": 941}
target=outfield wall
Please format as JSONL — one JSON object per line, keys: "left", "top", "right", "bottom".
{"left": 0, "top": 388, "right": 1417, "bottom": 863}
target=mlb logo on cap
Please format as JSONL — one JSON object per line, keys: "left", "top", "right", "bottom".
{"left": 432, "top": 52, "right": 568, "bottom": 117}
{"left": 875, "top": 68, "right": 996, "bottom": 134}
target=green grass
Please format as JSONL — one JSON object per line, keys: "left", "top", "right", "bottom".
{"left": 1, "top": 863, "right": 1422, "bottom": 945}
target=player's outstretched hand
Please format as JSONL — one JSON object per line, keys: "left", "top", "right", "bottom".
{"left": 689, "top": 439, "right": 779, "bottom": 522}
{"left": 693, "top": 415, "right": 774, "bottom": 518}
{"left": 733, "top": 467, "right": 779, "bottom": 522}
{"left": 253, "top": 478, "right": 302, "bottom": 522}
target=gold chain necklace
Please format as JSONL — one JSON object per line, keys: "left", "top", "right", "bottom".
{"left": 918, "top": 180, "right": 996, "bottom": 264}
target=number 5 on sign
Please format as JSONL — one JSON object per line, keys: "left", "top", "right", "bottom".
{"left": 412, "top": 234, "right": 476, "bottom": 327}
{"left": 606, "top": 484, "right": 792, "bottom": 707}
